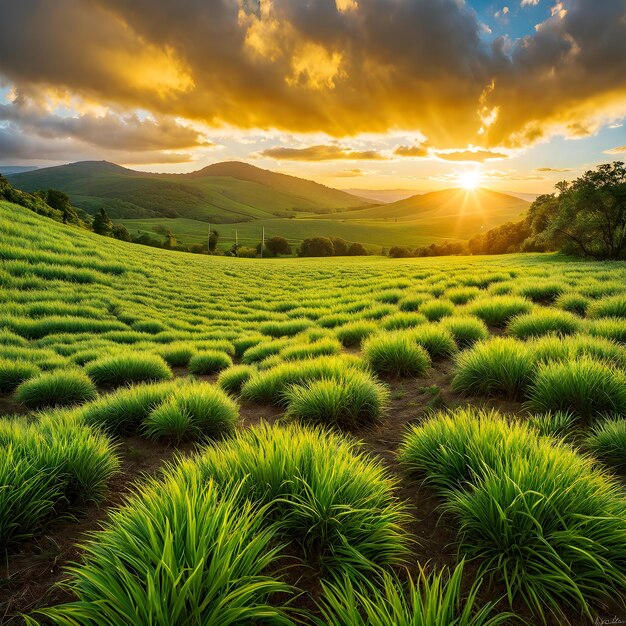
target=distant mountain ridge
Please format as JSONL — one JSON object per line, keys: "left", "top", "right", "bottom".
{"left": 8, "top": 160, "right": 369, "bottom": 223}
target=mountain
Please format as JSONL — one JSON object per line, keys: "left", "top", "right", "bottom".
{"left": 8, "top": 161, "right": 369, "bottom": 223}
{"left": 343, "top": 188, "right": 421, "bottom": 204}
{"left": 0, "top": 165, "right": 39, "bottom": 175}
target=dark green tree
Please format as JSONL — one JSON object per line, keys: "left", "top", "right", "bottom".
{"left": 347, "top": 242, "right": 367, "bottom": 256}
{"left": 330, "top": 237, "right": 349, "bottom": 256}
{"left": 209, "top": 230, "right": 219, "bottom": 252}
{"left": 299, "top": 237, "right": 334, "bottom": 257}
{"left": 112, "top": 223, "right": 131, "bottom": 241}
{"left": 265, "top": 236, "right": 292, "bottom": 256}
{"left": 46, "top": 189, "right": 78, "bottom": 224}
{"left": 92, "top": 208, "right": 113, "bottom": 236}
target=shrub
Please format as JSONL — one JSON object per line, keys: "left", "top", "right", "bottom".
{"left": 188, "top": 350, "right": 233, "bottom": 375}
{"left": 15, "top": 369, "right": 97, "bottom": 408}
{"left": 86, "top": 353, "right": 172, "bottom": 387}
{"left": 217, "top": 365, "right": 256, "bottom": 395}
{"left": 409, "top": 324, "right": 458, "bottom": 359}
{"left": 398, "top": 408, "right": 626, "bottom": 621}
{"left": 419, "top": 299, "right": 455, "bottom": 322}
{"left": 452, "top": 338, "right": 533, "bottom": 400}
{"left": 143, "top": 382, "right": 239, "bottom": 443}
{"left": 241, "top": 356, "right": 364, "bottom": 405}
{"left": 555, "top": 292, "right": 590, "bottom": 316}
{"left": 0, "top": 358, "right": 40, "bottom": 392}
{"left": 586, "top": 419, "right": 626, "bottom": 464}
{"left": 468, "top": 296, "right": 532, "bottom": 327}
{"left": 316, "top": 561, "right": 512, "bottom": 626}
{"left": 525, "top": 357, "right": 626, "bottom": 419}
{"left": 31, "top": 476, "right": 293, "bottom": 626}
{"left": 176, "top": 423, "right": 409, "bottom": 578}
{"left": 507, "top": 309, "right": 581, "bottom": 339}
{"left": 441, "top": 316, "right": 489, "bottom": 348}
{"left": 363, "top": 332, "right": 431, "bottom": 378}
{"left": 284, "top": 370, "right": 389, "bottom": 427}
{"left": 335, "top": 321, "right": 378, "bottom": 347}
{"left": 588, "top": 295, "right": 626, "bottom": 319}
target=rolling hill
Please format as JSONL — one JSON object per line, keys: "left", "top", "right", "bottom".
{"left": 8, "top": 160, "right": 369, "bottom": 223}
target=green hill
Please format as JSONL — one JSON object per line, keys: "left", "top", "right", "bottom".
{"left": 8, "top": 160, "right": 368, "bottom": 223}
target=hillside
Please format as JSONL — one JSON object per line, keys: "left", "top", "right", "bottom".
{"left": 8, "top": 160, "right": 368, "bottom": 223}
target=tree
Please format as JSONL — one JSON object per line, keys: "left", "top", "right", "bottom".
{"left": 112, "top": 224, "right": 131, "bottom": 241}
{"left": 299, "top": 237, "right": 334, "bottom": 257}
{"left": 208, "top": 230, "right": 219, "bottom": 252}
{"left": 92, "top": 208, "right": 113, "bottom": 236}
{"left": 330, "top": 237, "right": 349, "bottom": 256}
{"left": 388, "top": 246, "right": 413, "bottom": 258}
{"left": 163, "top": 229, "right": 177, "bottom": 249}
{"left": 347, "top": 242, "right": 367, "bottom": 256}
{"left": 46, "top": 189, "right": 78, "bottom": 224}
{"left": 265, "top": 236, "right": 292, "bottom": 256}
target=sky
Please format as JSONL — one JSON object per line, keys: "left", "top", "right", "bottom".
{"left": 0, "top": 0, "right": 625, "bottom": 193}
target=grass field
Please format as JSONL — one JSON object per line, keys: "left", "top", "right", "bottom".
{"left": 1, "top": 198, "right": 626, "bottom": 625}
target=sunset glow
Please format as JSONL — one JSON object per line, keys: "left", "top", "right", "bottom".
{"left": 458, "top": 171, "right": 482, "bottom": 190}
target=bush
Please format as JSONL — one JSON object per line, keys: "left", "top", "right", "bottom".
{"left": 143, "top": 382, "right": 239, "bottom": 443}
{"left": 398, "top": 408, "right": 626, "bottom": 621}
{"left": 363, "top": 332, "right": 431, "bottom": 378}
{"left": 0, "top": 358, "right": 40, "bottom": 392}
{"left": 441, "top": 316, "right": 489, "bottom": 348}
{"left": 468, "top": 296, "right": 532, "bottom": 327}
{"left": 284, "top": 370, "right": 389, "bottom": 427}
{"left": 525, "top": 357, "right": 626, "bottom": 419}
{"left": 588, "top": 295, "right": 626, "bottom": 319}
{"left": 15, "top": 369, "right": 97, "bottom": 408}
{"left": 217, "top": 365, "right": 256, "bottom": 395}
{"left": 409, "top": 324, "right": 458, "bottom": 359}
{"left": 188, "top": 350, "right": 233, "bottom": 375}
{"left": 419, "top": 299, "right": 455, "bottom": 322}
{"left": 335, "top": 321, "right": 378, "bottom": 347}
{"left": 176, "top": 423, "right": 409, "bottom": 578}
{"left": 31, "top": 475, "right": 293, "bottom": 626}
{"left": 507, "top": 309, "right": 581, "bottom": 339}
{"left": 586, "top": 419, "right": 626, "bottom": 464}
{"left": 86, "top": 353, "right": 172, "bottom": 387}
{"left": 316, "top": 561, "right": 512, "bottom": 626}
{"left": 452, "top": 338, "right": 533, "bottom": 399}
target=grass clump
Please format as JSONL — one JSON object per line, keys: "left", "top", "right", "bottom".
{"left": 398, "top": 294, "right": 430, "bottom": 311}
{"left": 317, "top": 562, "right": 512, "bottom": 626}
{"left": 507, "top": 309, "right": 581, "bottom": 339}
{"left": 30, "top": 475, "right": 293, "bottom": 626}
{"left": 531, "top": 334, "right": 626, "bottom": 369}
{"left": 178, "top": 423, "right": 409, "bottom": 578}
{"left": 217, "top": 364, "right": 256, "bottom": 395}
{"left": 555, "top": 292, "right": 590, "bottom": 316}
{"left": 528, "top": 411, "right": 577, "bottom": 439}
{"left": 468, "top": 296, "right": 532, "bottom": 327}
{"left": 279, "top": 338, "right": 342, "bottom": 361}
{"left": 0, "top": 358, "right": 40, "bottom": 392}
{"left": 259, "top": 318, "right": 312, "bottom": 337}
{"left": 419, "top": 299, "right": 455, "bottom": 322}
{"left": 86, "top": 352, "right": 172, "bottom": 387}
{"left": 588, "top": 294, "right": 626, "bottom": 319}
{"left": 517, "top": 281, "right": 565, "bottom": 303}
{"left": 363, "top": 332, "right": 431, "bottom": 378}
{"left": 586, "top": 419, "right": 626, "bottom": 465}
{"left": 188, "top": 350, "right": 233, "bottom": 375}
{"left": 525, "top": 356, "right": 626, "bottom": 419}
{"left": 284, "top": 370, "right": 389, "bottom": 427}
{"left": 15, "top": 369, "right": 97, "bottom": 408}
{"left": 241, "top": 339, "right": 289, "bottom": 364}
{"left": 143, "top": 382, "right": 239, "bottom": 443}
{"left": 398, "top": 408, "right": 626, "bottom": 621}
{"left": 452, "top": 338, "right": 533, "bottom": 400}
{"left": 381, "top": 312, "right": 427, "bottom": 331}
{"left": 441, "top": 316, "right": 489, "bottom": 348}
{"left": 445, "top": 286, "right": 481, "bottom": 305}
{"left": 409, "top": 324, "right": 458, "bottom": 359}
{"left": 335, "top": 321, "right": 378, "bottom": 347}
{"left": 589, "top": 317, "right": 626, "bottom": 343}
{"left": 158, "top": 342, "right": 196, "bottom": 367}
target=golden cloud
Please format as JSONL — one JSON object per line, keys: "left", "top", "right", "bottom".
{"left": 434, "top": 149, "right": 509, "bottom": 163}
{"left": 604, "top": 146, "right": 626, "bottom": 155}
{"left": 259, "top": 144, "right": 385, "bottom": 161}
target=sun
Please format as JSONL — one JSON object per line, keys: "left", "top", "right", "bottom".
{"left": 458, "top": 171, "right": 482, "bottom": 190}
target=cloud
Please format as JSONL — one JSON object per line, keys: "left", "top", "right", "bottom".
{"left": 259, "top": 144, "right": 385, "bottom": 161}
{"left": 434, "top": 149, "right": 509, "bottom": 162}
{"left": 521, "top": 0, "right": 540, "bottom": 6}
{"left": 0, "top": 0, "right": 623, "bottom": 161}
{"left": 535, "top": 167, "right": 573, "bottom": 172}
{"left": 604, "top": 146, "right": 626, "bottom": 155}
{"left": 394, "top": 144, "right": 430, "bottom": 158}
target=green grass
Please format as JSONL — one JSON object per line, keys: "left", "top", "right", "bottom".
{"left": 507, "top": 309, "right": 581, "bottom": 339}
{"left": 188, "top": 350, "right": 233, "bottom": 375}
{"left": 452, "top": 338, "right": 533, "bottom": 399}
{"left": 419, "top": 299, "right": 455, "bottom": 322}
{"left": 335, "top": 321, "right": 378, "bottom": 347}
{"left": 468, "top": 296, "right": 533, "bottom": 327}
{"left": 217, "top": 364, "right": 256, "bottom": 394}
{"left": 588, "top": 294, "right": 626, "bottom": 319}
{"left": 586, "top": 419, "right": 626, "bottom": 464}
{"left": 15, "top": 369, "right": 97, "bottom": 408}
{"left": 284, "top": 370, "right": 389, "bottom": 427}
{"left": 362, "top": 332, "right": 431, "bottom": 378}
{"left": 86, "top": 352, "right": 173, "bottom": 387}
{"left": 409, "top": 324, "right": 458, "bottom": 359}
{"left": 441, "top": 316, "right": 489, "bottom": 348}
{"left": 0, "top": 358, "right": 40, "bottom": 392}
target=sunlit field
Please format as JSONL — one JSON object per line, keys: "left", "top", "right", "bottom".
{"left": 2, "top": 199, "right": 626, "bottom": 625}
